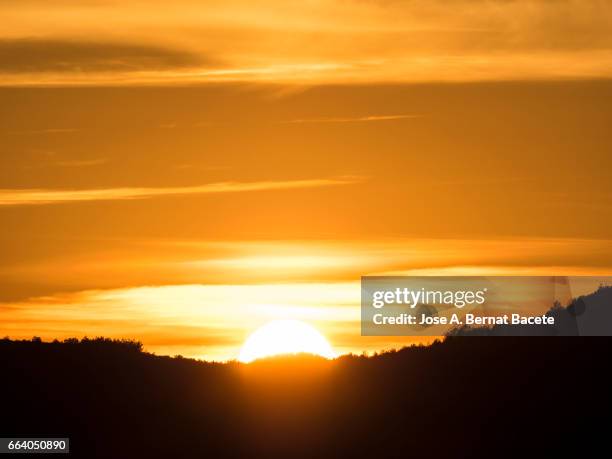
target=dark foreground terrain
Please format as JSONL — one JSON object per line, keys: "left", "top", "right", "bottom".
{"left": 2, "top": 333, "right": 611, "bottom": 458}
{"left": 2, "top": 287, "right": 612, "bottom": 458}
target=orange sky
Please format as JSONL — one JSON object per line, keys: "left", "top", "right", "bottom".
{"left": 1, "top": 1, "right": 612, "bottom": 359}
{"left": 3, "top": 0, "right": 612, "bottom": 85}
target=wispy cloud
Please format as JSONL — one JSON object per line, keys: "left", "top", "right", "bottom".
{"left": 173, "top": 164, "right": 230, "bottom": 171}
{"left": 0, "top": 176, "right": 363, "bottom": 206}
{"left": 282, "top": 114, "right": 420, "bottom": 124}
{"left": 55, "top": 158, "right": 108, "bottom": 167}
{"left": 8, "top": 128, "right": 78, "bottom": 135}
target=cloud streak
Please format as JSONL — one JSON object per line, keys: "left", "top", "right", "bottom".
{"left": 0, "top": 177, "right": 363, "bottom": 206}
{"left": 0, "top": 39, "right": 210, "bottom": 73}
{"left": 55, "top": 158, "right": 108, "bottom": 168}
{"left": 8, "top": 128, "right": 78, "bottom": 135}
{"left": 283, "top": 114, "right": 420, "bottom": 124}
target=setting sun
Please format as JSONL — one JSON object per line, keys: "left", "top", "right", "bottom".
{"left": 238, "top": 320, "right": 336, "bottom": 363}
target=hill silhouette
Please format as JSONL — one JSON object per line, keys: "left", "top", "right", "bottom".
{"left": 2, "top": 288, "right": 611, "bottom": 457}
{"left": 2, "top": 336, "right": 611, "bottom": 457}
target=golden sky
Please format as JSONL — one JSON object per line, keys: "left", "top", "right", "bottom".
{"left": 1, "top": 1, "right": 612, "bottom": 359}
{"left": 2, "top": 0, "right": 612, "bottom": 85}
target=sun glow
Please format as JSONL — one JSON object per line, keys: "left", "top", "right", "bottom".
{"left": 238, "top": 319, "right": 336, "bottom": 363}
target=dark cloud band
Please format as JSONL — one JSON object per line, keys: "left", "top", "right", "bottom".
{"left": 0, "top": 38, "right": 212, "bottom": 73}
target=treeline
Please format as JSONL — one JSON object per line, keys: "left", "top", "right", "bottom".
{"left": 2, "top": 332, "right": 611, "bottom": 458}
{"left": 1, "top": 336, "right": 144, "bottom": 352}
